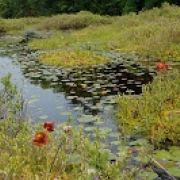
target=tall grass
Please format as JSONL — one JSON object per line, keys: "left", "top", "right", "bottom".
{"left": 2, "top": 3, "right": 177, "bottom": 62}
{"left": 116, "top": 69, "right": 180, "bottom": 147}
{"left": 36, "top": 11, "right": 113, "bottom": 30}
{"left": 27, "top": 3, "right": 180, "bottom": 61}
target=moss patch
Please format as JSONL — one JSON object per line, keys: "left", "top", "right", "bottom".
{"left": 39, "top": 49, "right": 109, "bottom": 67}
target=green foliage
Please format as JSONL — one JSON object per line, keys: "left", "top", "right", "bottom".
{"left": 1, "top": 75, "right": 169, "bottom": 180}
{"left": 37, "top": 11, "right": 112, "bottom": 31}
{"left": 27, "top": 4, "right": 180, "bottom": 61}
{"left": 1, "top": 17, "right": 44, "bottom": 34}
{"left": 0, "top": 73, "right": 22, "bottom": 116}
{"left": 0, "top": 108, "right": 132, "bottom": 179}
{"left": 144, "top": 0, "right": 162, "bottom": 9}
{"left": 116, "top": 70, "right": 180, "bottom": 147}
{"left": 122, "top": 0, "right": 138, "bottom": 14}
{"left": 39, "top": 49, "right": 109, "bottom": 67}
{"left": 0, "top": 120, "right": 119, "bottom": 179}
{"left": 0, "top": 73, "right": 25, "bottom": 145}
{"left": 0, "top": 0, "right": 180, "bottom": 18}
{"left": 0, "top": 18, "right": 5, "bottom": 34}
{"left": 0, "top": 74, "right": 140, "bottom": 179}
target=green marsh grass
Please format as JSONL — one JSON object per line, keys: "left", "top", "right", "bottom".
{"left": 27, "top": 3, "right": 180, "bottom": 64}
{"left": 39, "top": 49, "right": 109, "bottom": 67}
{"left": 0, "top": 74, "right": 160, "bottom": 180}
{"left": 116, "top": 69, "right": 180, "bottom": 147}
{"left": 0, "top": 4, "right": 180, "bottom": 179}
{"left": 36, "top": 11, "right": 113, "bottom": 31}
{"left": 1, "top": 17, "right": 45, "bottom": 34}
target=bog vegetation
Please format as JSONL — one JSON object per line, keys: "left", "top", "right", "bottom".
{"left": 116, "top": 69, "right": 180, "bottom": 147}
{"left": 0, "top": 3, "right": 180, "bottom": 179}
{"left": 0, "top": 0, "right": 180, "bottom": 17}
{"left": 1, "top": 3, "right": 179, "bottom": 63}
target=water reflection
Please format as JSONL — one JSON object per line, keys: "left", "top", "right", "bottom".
{"left": 0, "top": 55, "right": 156, "bottom": 155}
{"left": 0, "top": 56, "right": 118, "bottom": 132}
{"left": 18, "top": 54, "right": 155, "bottom": 115}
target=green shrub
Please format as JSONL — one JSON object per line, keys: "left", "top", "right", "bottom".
{"left": 116, "top": 69, "right": 180, "bottom": 147}
{"left": 0, "top": 74, "right": 138, "bottom": 179}
{"left": 30, "top": 5, "right": 180, "bottom": 61}
{"left": 39, "top": 49, "right": 109, "bottom": 67}
{"left": 37, "top": 11, "right": 113, "bottom": 30}
{"left": 0, "top": 18, "right": 6, "bottom": 34}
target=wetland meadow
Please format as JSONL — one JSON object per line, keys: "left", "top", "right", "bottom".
{"left": 0, "top": 3, "right": 180, "bottom": 180}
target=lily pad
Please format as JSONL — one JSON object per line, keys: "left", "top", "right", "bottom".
{"left": 137, "top": 171, "right": 157, "bottom": 180}
{"left": 30, "top": 72, "right": 42, "bottom": 78}
{"left": 154, "top": 150, "right": 174, "bottom": 161}
{"left": 167, "top": 166, "right": 180, "bottom": 177}
{"left": 85, "top": 127, "right": 97, "bottom": 132}
{"left": 129, "top": 139, "right": 150, "bottom": 147}
{"left": 99, "top": 127, "right": 112, "bottom": 135}
{"left": 56, "top": 106, "right": 63, "bottom": 109}
{"left": 154, "top": 147, "right": 180, "bottom": 162}
{"left": 108, "top": 133, "right": 120, "bottom": 138}
{"left": 104, "top": 105, "right": 114, "bottom": 111}
{"left": 108, "top": 153, "right": 117, "bottom": 161}
{"left": 77, "top": 115, "right": 101, "bottom": 123}
{"left": 90, "top": 106, "right": 99, "bottom": 111}
{"left": 39, "top": 115, "right": 48, "bottom": 120}
{"left": 61, "top": 112, "right": 72, "bottom": 116}
{"left": 169, "top": 146, "right": 180, "bottom": 161}
{"left": 73, "top": 106, "right": 83, "bottom": 111}
{"left": 111, "top": 141, "right": 121, "bottom": 146}
{"left": 94, "top": 120, "right": 104, "bottom": 125}
{"left": 28, "top": 98, "right": 39, "bottom": 104}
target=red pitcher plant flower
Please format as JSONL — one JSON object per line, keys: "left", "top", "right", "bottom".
{"left": 156, "top": 62, "right": 168, "bottom": 70}
{"left": 33, "top": 131, "right": 48, "bottom": 146}
{"left": 44, "top": 121, "right": 54, "bottom": 132}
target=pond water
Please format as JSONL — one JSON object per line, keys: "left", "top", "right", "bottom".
{"left": 0, "top": 50, "right": 158, "bottom": 158}
{"left": 0, "top": 49, "right": 158, "bottom": 153}
{"left": 0, "top": 56, "right": 119, "bottom": 133}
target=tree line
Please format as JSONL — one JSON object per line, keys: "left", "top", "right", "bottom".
{"left": 0, "top": 0, "right": 179, "bottom": 18}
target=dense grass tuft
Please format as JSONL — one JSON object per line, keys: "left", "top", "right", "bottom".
{"left": 37, "top": 11, "right": 113, "bottom": 31}
{"left": 39, "top": 49, "right": 109, "bottom": 67}
{"left": 0, "top": 18, "right": 6, "bottom": 34}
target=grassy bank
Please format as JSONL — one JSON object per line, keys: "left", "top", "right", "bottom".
{"left": 1, "top": 3, "right": 180, "bottom": 65}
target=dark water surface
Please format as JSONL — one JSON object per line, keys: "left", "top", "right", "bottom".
{"left": 0, "top": 56, "right": 119, "bottom": 133}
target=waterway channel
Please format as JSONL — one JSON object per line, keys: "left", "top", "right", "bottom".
{"left": 0, "top": 56, "right": 119, "bottom": 133}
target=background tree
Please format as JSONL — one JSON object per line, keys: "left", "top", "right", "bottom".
{"left": 0, "top": 0, "right": 179, "bottom": 18}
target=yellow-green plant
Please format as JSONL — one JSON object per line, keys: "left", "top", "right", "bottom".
{"left": 116, "top": 69, "right": 180, "bottom": 147}
{"left": 28, "top": 4, "right": 180, "bottom": 62}
{"left": 1, "top": 17, "right": 45, "bottom": 34}
{"left": 0, "top": 18, "right": 6, "bottom": 34}
{"left": 0, "top": 74, "right": 126, "bottom": 179}
{"left": 1, "top": 74, "right": 160, "bottom": 180}
{"left": 28, "top": 24, "right": 115, "bottom": 51}
{"left": 37, "top": 11, "right": 113, "bottom": 31}
{"left": 39, "top": 49, "right": 109, "bottom": 67}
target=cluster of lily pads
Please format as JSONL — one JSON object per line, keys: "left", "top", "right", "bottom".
{"left": 18, "top": 51, "right": 156, "bottom": 115}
